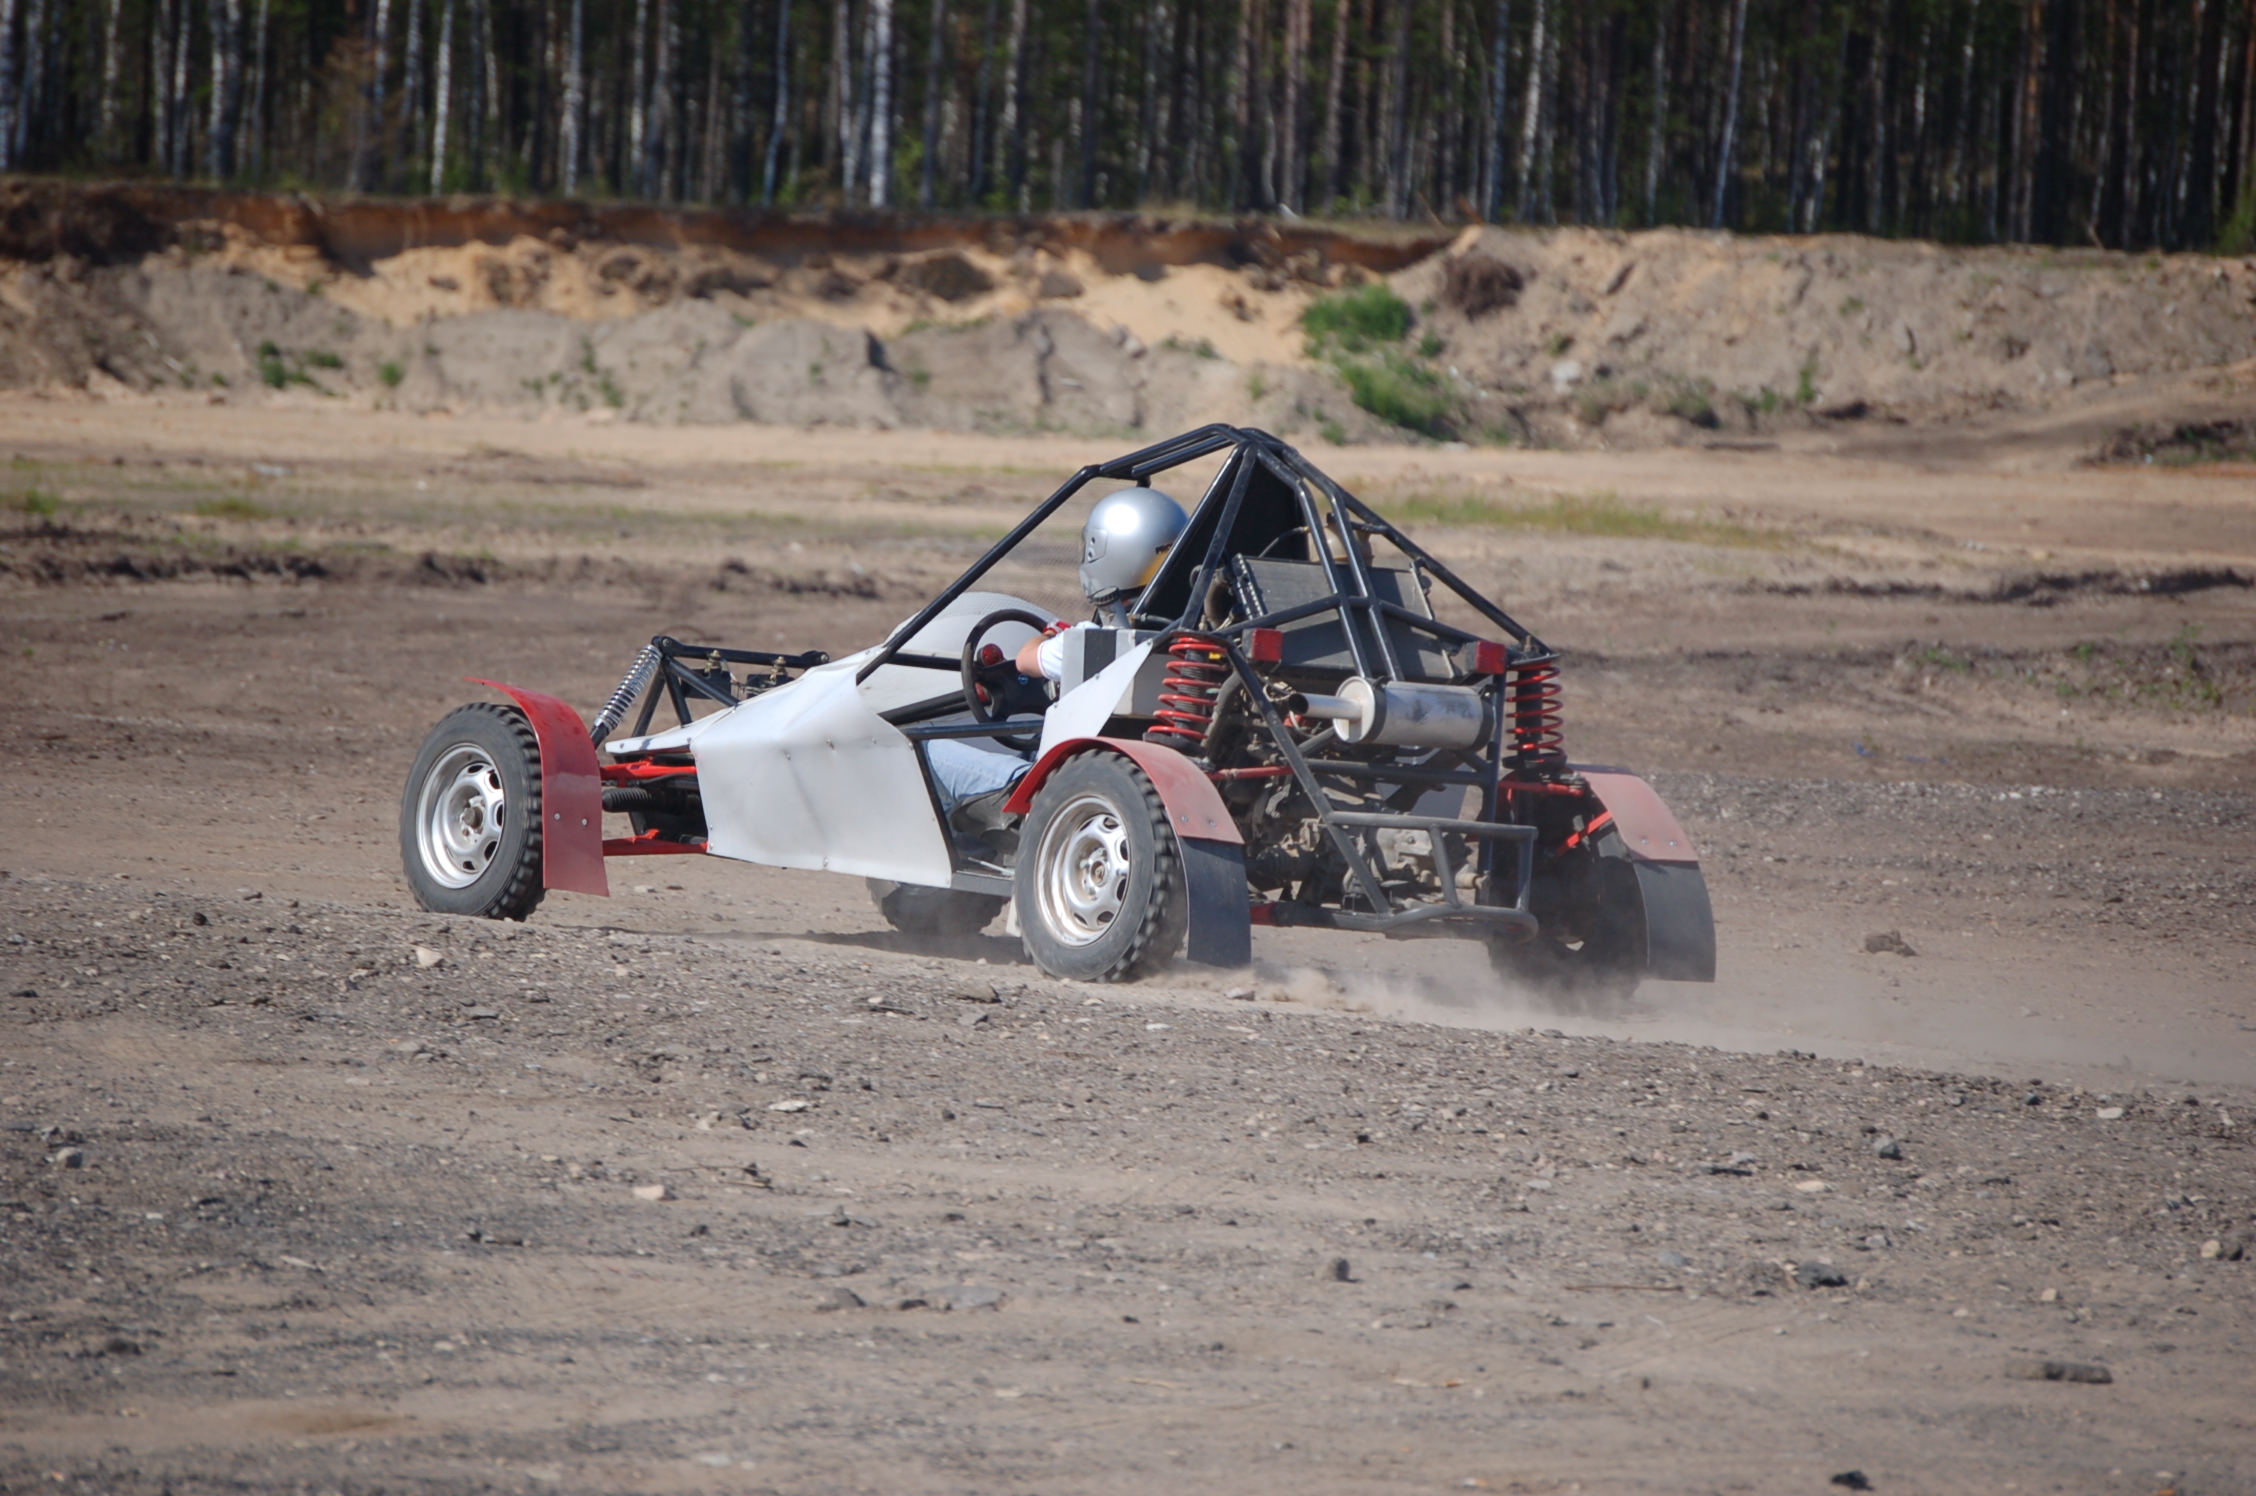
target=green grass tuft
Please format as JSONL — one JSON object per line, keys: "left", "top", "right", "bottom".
{"left": 1374, "top": 489, "right": 1777, "bottom": 547}
{"left": 192, "top": 496, "right": 270, "bottom": 520}
{"left": 1301, "top": 283, "right": 1413, "bottom": 354}
{"left": 378, "top": 361, "right": 405, "bottom": 388}
{"left": 6, "top": 487, "right": 58, "bottom": 516}
{"left": 1332, "top": 351, "right": 1455, "bottom": 438}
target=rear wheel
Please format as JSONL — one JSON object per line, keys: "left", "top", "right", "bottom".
{"left": 1015, "top": 753, "right": 1186, "bottom": 982}
{"left": 1488, "top": 843, "right": 1643, "bottom": 1004}
{"left": 866, "top": 879, "right": 1007, "bottom": 937}
{"left": 399, "top": 703, "right": 547, "bottom": 921}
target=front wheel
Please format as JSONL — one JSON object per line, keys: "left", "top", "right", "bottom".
{"left": 1015, "top": 753, "right": 1186, "bottom": 982}
{"left": 399, "top": 702, "right": 547, "bottom": 920}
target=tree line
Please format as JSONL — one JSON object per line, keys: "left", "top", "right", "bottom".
{"left": 0, "top": 0, "right": 2250, "bottom": 252}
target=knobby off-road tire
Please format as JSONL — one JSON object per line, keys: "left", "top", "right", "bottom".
{"left": 1015, "top": 753, "right": 1187, "bottom": 982}
{"left": 1488, "top": 852, "right": 1642, "bottom": 1006}
{"left": 399, "top": 702, "right": 547, "bottom": 921}
{"left": 865, "top": 879, "right": 1008, "bottom": 937}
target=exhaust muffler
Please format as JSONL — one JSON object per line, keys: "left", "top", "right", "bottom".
{"left": 1291, "top": 678, "right": 1490, "bottom": 749}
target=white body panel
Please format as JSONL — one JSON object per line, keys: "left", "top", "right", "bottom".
{"left": 689, "top": 591, "right": 1048, "bottom": 886}
{"left": 1037, "top": 639, "right": 1156, "bottom": 757}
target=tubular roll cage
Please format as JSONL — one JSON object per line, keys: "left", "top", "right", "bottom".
{"left": 854, "top": 425, "right": 1573, "bottom": 938}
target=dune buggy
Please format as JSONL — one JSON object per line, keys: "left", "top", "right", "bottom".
{"left": 399, "top": 425, "right": 1714, "bottom": 993}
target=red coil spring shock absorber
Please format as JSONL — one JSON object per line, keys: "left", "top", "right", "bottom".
{"left": 1509, "top": 658, "right": 1565, "bottom": 771}
{"left": 1145, "top": 634, "right": 1230, "bottom": 752}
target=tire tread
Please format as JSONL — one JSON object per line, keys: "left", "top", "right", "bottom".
{"left": 1018, "top": 753, "right": 1187, "bottom": 982}
{"left": 399, "top": 702, "right": 548, "bottom": 922}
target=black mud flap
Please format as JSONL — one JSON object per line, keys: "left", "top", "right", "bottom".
{"left": 1631, "top": 861, "right": 1717, "bottom": 982}
{"left": 1178, "top": 834, "right": 1252, "bottom": 969}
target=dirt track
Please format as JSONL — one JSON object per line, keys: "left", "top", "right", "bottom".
{"left": 1, "top": 399, "right": 2252, "bottom": 1493}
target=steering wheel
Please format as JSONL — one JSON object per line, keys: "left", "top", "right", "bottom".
{"left": 960, "top": 608, "right": 1056, "bottom": 753}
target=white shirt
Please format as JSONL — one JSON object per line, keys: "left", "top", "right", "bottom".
{"left": 1032, "top": 620, "right": 1100, "bottom": 681}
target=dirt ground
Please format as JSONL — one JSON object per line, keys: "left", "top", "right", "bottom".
{"left": 1, "top": 396, "right": 2252, "bottom": 1494}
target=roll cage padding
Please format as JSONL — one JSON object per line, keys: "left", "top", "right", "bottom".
{"left": 1004, "top": 737, "right": 1250, "bottom": 970}
{"left": 467, "top": 679, "right": 610, "bottom": 899}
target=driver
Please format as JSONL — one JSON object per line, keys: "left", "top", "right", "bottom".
{"left": 925, "top": 485, "right": 1189, "bottom": 855}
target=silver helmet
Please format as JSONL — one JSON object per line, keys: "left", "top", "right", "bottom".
{"left": 1077, "top": 486, "right": 1188, "bottom": 605}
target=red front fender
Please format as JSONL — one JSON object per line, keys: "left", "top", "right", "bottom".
{"left": 467, "top": 679, "right": 609, "bottom": 898}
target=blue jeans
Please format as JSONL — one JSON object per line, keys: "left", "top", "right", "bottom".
{"left": 924, "top": 736, "right": 1032, "bottom": 815}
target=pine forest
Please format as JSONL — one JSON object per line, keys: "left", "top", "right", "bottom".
{"left": 0, "top": 0, "right": 2252, "bottom": 252}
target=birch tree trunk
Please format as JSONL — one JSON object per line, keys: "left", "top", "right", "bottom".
{"left": 369, "top": 0, "right": 392, "bottom": 187}
{"left": 1231, "top": 0, "right": 1254, "bottom": 208}
{"left": 97, "top": 0, "right": 123, "bottom": 160}
{"left": 1000, "top": 0, "right": 1026, "bottom": 203}
{"left": 869, "top": 0, "right": 893, "bottom": 206}
{"left": 13, "top": 0, "right": 43, "bottom": 168}
{"left": 1321, "top": 0, "right": 1350, "bottom": 208}
{"left": 1435, "top": 0, "right": 1455, "bottom": 212}
{"left": 648, "top": 0, "right": 675, "bottom": 199}
{"left": 210, "top": 0, "right": 243, "bottom": 179}
{"left": 1076, "top": 0, "right": 1100, "bottom": 207}
{"left": 699, "top": 37, "right": 721, "bottom": 199}
{"left": 1280, "top": 0, "right": 1306, "bottom": 210}
{"left": 970, "top": 0, "right": 997, "bottom": 200}
{"left": 560, "top": 0, "right": 581, "bottom": 192}
{"left": 838, "top": 0, "right": 860, "bottom": 199}
{"left": 170, "top": 0, "right": 190, "bottom": 176}
{"left": 1533, "top": 0, "right": 1556, "bottom": 220}
{"left": 630, "top": 0, "right": 650, "bottom": 189}
{"left": 0, "top": 0, "right": 21, "bottom": 172}
{"left": 1642, "top": 0, "right": 1665, "bottom": 221}
{"left": 1711, "top": 0, "right": 1747, "bottom": 226}
{"left": 1805, "top": 18, "right": 1846, "bottom": 229}
{"left": 921, "top": 0, "right": 947, "bottom": 206}
{"left": 1482, "top": 0, "right": 1508, "bottom": 218}
{"left": 1383, "top": 0, "right": 1410, "bottom": 217}
{"left": 403, "top": 0, "right": 425, "bottom": 184}
{"left": 2184, "top": 0, "right": 2225, "bottom": 242}
{"left": 762, "top": 0, "right": 790, "bottom": 203}
{"left": 464, "top": 0, "right": 492, "bottom": 189}
{"left": 431, "top": 0, "right": 454, "bottom": 192}
{"left": 250, "top": 0, "right": 271, "bottom": 176}
{"left": 1869, "top": 0, "right": 1893, "bottom": 233}
{"left": 1516, "top": 0, "right": 1548, "bottom": 219}
{"left": 1356, "top": 0, "right": 1377, "bottom": 204}
{"left": 1134, "top": 0, "right": 1159, "bottom": 198}
{"left": 1947, "top": 0, "right": 1979, "bottom": 205}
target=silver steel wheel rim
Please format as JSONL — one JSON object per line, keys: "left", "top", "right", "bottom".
{"left": 1033, "top": 792, "right": 1133, "bottom": 947}
{"left": 415, "top": 743, "right": 508, "bottom": 890}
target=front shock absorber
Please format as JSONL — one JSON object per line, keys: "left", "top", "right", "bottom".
{"left": 588, "top": 643, "right": 663, "bottom": 747}
{"left": 1507, "top": 657, "right": 1565, "bottom": 772}
{"left": 1145, "top": 634, "right": 1230, "bottom": 752}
